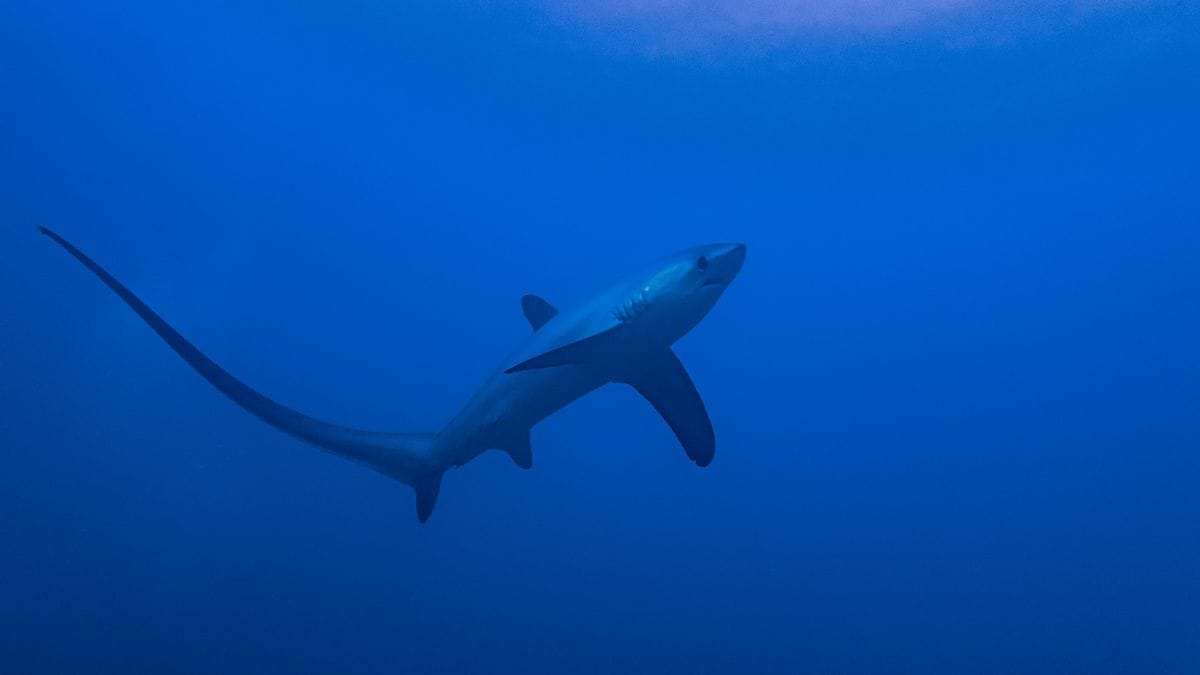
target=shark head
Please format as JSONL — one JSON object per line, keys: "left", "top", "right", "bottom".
{"left": 616, "top": 242, "right": 747, "bottom": 344}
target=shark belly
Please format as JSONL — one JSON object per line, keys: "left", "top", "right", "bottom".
{"left": 434, "top": 363, "right": 610, "bottom": 467}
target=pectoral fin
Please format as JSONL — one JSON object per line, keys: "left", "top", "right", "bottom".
{"left": 504, "top": 325, "right": 622, "bottom": 373}
{"left": 622, "top": 350, "right": 715, "bottom": 467}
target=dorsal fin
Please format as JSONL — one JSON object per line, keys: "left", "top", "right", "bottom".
{"left": 521, "top": 294, "right": 558, "bottom": 330}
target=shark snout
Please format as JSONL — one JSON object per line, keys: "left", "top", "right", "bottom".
{"left": 702, "top": 243, "right": 746, "bottom": 287}
{"left": 723, "top": 242, "right": 747, "bottom": 277}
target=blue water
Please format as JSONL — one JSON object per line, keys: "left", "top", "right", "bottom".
{"left": 3, "top": 1, "right": 1199, "bottom": 673}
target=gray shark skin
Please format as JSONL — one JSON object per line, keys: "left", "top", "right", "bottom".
{"left": 39, "top": 227, "right": 746, "bottom": 522}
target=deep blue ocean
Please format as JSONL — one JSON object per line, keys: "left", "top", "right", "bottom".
{"left": 3, "top": 1, "right": 1199, "bottom": 673}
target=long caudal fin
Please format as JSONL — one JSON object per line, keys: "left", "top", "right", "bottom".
{"left": 40, "top": 227, "right": 445, "bottom": 523}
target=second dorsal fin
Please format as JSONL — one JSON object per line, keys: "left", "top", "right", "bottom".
{"left": 521, "top": 294, "right": 558, "bottom": 330}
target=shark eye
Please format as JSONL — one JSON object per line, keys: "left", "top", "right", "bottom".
{"left": 696, "top": 255, "right": 709, "bottom": 271}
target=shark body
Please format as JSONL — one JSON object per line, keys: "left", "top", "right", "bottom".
{"left": 40, "top": 228, "right": 745, "bottom": 522}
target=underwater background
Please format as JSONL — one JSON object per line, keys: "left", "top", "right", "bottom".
{"left": 2, "top": 1, "right": 1199, "bottom": 673}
